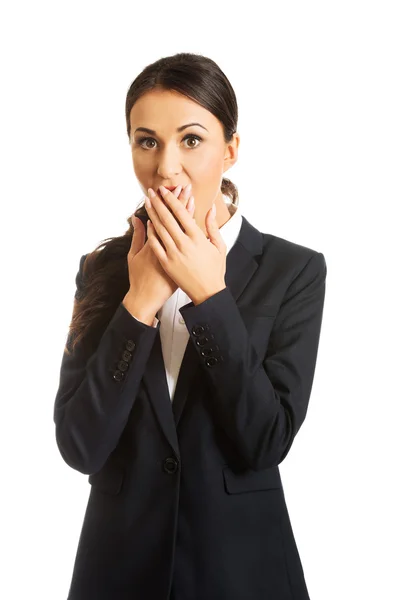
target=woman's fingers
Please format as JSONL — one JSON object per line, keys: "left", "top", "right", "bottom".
{"left": 178, "top": 184, "right": 194, "bottom": 214}
{"left": 130, "top": 215, "right": 145, "bottom": 255}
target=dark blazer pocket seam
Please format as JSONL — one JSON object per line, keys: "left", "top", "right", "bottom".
{"left": 223, "top": 466, "right": 282, "bottom": 494}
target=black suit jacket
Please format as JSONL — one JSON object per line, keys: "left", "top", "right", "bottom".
{"left": 53, "top": 214, "right": 327, "bottom": 600}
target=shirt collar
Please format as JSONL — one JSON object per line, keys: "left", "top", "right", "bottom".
{"left": 219, "top": 196, "right": 243, "bottom": 255}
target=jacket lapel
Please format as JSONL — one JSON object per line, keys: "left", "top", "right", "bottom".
{"left": 142, "top": 216, "right": 264, "bottom": 458}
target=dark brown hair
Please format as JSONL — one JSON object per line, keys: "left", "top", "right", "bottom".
{"left": 65, "top": 52, "right": 239, "bottom": 356}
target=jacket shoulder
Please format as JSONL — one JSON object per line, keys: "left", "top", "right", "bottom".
{"left": 262, "top": 232, "right": 322, "bottom": 258}
{"left": 259, "top": 232, "right": 327, "bottom": 285}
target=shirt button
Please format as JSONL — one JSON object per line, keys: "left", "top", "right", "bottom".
{"left": 179, "top": 316, "right": 185, "bottom": 324}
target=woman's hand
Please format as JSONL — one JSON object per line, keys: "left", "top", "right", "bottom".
{"left": 145, "top": 185, "right": 227, "bottom": 305}
{"left": 124, "top": 185, "right": 195, "bottom": 320}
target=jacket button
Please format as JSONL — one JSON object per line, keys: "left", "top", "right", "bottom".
{"left": 163, "top": 457, "right": 179, "bottom": 474}
{"left": 112, "top": 370, "right": 125, "bottom": 382}
{"left": 204, "top": 356, "right": 220, "bottom": 367}
{"left": 117, "top": 360, "right": 129, "bottom": 372}
{"left": 200, "top": 347, "right": 213, "bottom": 356}
{"left": 121, "top": 349, "right": 132, "bottom": 362}
{"left": 195, "top": 335, "right": 209, "bottom": 347}
{"left": 192, "top": 325, "right": 205, "bottom": 336}
{"left": 125, "top": 340, "right": 135, "bottom": 352}
{"left": 201, "top": 347, "right": 213, "bottom": 357}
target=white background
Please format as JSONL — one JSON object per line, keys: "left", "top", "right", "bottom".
{"left": 1, "top": 1, "right": 399, "bottom": 598}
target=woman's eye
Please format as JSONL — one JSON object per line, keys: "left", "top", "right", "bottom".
{"left": 137, "top": 134, "right": 202, "bottom": 150}
{"left": 184, "top": 135, "right": 201, "bottom": 148}
{"left": 139, "top": 138, "right": 156, "bottom": 149}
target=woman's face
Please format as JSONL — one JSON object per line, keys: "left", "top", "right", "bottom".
{"left": 129, "top": 88, "right": 239, "bottom": 235}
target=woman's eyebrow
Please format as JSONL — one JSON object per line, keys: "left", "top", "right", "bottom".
{"left": 134, "top": 122, "right": 209, "bottom": 135}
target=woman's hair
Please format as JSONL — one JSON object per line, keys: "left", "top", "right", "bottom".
{"left": 65, "top": 52, "right": 239, "bottom": 356}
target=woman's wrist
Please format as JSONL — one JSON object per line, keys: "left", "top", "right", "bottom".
{"left": 122, "top": 292, "right": 156, "bottom": 327}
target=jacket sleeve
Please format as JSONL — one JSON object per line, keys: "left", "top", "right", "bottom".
{"left": 53, "top": 254, "right": 160, "bottom": 475}
{"left": 179, "top": 251, "right": 327, "bottom": 471}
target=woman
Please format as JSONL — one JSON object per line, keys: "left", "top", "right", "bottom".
{"left": 54, "top": 52, "right": 327, "bottom": 600}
